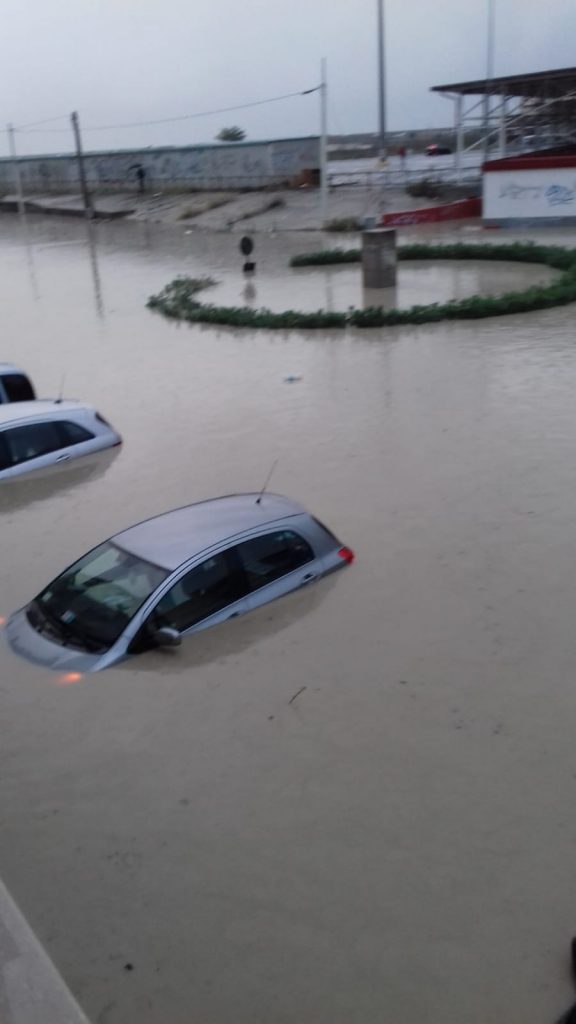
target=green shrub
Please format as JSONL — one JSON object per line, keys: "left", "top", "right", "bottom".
{"left": 290, "top": 248, "right": 361, "bottom": 267}
{"left": 149, "top": 244, "right": 576, "bottom": 330}
{"left": 324, "top": 217, "right": 363, "bottom": 233}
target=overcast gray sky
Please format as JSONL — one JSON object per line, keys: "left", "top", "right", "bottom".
{"left": 1, "top": 0, "right": 574, "bottom": 156}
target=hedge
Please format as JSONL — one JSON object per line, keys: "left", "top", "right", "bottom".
{"left": 147, "top": 243, "right": 576, "bottom": 330}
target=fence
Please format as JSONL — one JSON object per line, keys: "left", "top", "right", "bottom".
{"left": 329, "top": 164, "right": 482, "bottom": 189}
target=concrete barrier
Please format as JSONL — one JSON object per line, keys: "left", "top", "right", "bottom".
{"left": 0, "top": 875, "right": 91, "bottom": 1024}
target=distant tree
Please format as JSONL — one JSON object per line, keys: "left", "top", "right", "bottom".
{"left": 216, "top": 126, "right": 246, "bottom": 142}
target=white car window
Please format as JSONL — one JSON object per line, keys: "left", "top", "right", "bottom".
{"left": 3, "top": 422, "right": 63, "bottom": 466}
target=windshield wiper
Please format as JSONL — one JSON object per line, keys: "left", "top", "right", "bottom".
{"left": 31, "top": 602, "right": 104, "bottom": 652}
{"left": 30, "top": 601, "right": 69, "bottom": 642}
{"left": 62, "top": 621, "right": 107, "bottom": 653}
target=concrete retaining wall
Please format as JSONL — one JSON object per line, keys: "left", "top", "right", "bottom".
{"left": 0, "top": 137, "right": 320, "bottom": 194}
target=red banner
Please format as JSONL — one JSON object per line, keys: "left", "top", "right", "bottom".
{"left": 380, "top": 198, "right": 481, "bottom": 227}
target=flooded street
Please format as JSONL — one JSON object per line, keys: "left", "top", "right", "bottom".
{"left": 2, "top": 214, "right": 576, "bottom": 1024}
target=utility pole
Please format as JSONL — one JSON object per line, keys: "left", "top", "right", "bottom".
{"left": 320, "top": 57, "right": 328, "bottom": 227}
{"left": 377, "top": 0, "right": 387, "bottom": 159}
{"left": 7, "top": 124, "right": 25, "bottom": 216}
{"left": 71, "top": 111, "right": 94, "bottom": 219}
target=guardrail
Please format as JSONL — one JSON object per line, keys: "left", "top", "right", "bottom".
{"left": 329, "top": 165, "right": 482, "bottom": 189}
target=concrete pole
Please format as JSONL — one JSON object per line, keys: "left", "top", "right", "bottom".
{"left": 7, "top": 124, "right": 25, "bottom": 216}
{"left": 320, "top": 58, "right": 328, "bottom": 228}
{"left": 71, "top": 111, "right": 94, "bottom": 220}
{"left": 377, "top": 0, "right": 387, "bottom": 159}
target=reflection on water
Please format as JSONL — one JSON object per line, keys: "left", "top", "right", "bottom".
{"left": 363, "top": 285, "right": 397, "bottom": 309}
{"left": 86, "top": 221, "right": 105, "bottom": 319}
{"left": 0, "top": 449, "right": 121, "bottom": 517}
{"left": 122, "top": 574, "right": 338, "bottom": 676}
{"left": 2, "top": 214, "right": 576, "bottom": 1024}
{"left": 241, "top": 278, "right": 257, "bottom": 305}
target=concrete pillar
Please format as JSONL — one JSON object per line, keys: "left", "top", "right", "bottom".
{"left": 362, "top": 229, "right": 397, "bottom": 288}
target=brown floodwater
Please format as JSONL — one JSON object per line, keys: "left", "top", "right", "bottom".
{"left": 2, "top": 213, "right": 576, "bottom": 1024}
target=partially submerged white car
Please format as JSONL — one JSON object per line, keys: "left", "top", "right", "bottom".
{"left": 0, "top": 401, "right": 122, "bottom": 480}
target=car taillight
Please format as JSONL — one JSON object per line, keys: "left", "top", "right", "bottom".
{"left": 338, "top": 546, "right": 355, "bottom": 564}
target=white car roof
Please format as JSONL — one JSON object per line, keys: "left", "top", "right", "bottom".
{"left": 113, "top": 493, "right": 307, "bottom": 571}
{"left": 0, "top": 400, "right": 88, "bottom": 427}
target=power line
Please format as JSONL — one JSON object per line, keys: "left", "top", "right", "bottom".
{"left": 12, "top": 86, "right": 321, "bottom": 135}
{"left": 13, "top": 114, "right": 70, "bottom": 130}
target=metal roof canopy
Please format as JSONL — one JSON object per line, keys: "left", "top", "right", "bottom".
{"left": 432, "top": 66, "right": 576, "bottom": 98}
{"left": 430, "top": 67, "right": 576, "bottom": 181}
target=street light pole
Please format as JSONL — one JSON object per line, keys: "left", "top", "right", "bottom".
{"left": 483, "top": 0, "right": 496, "bottom": 160}
{"left": 377, "top": 0, "right": 387, "bottom": 160}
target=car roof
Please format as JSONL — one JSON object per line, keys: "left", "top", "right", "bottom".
{"left": 113, "top": 493, "right": 308, "bottom": 571}
{"left": 0, "top": 400, "right": 88, "bottom": 426}
{"left": 0, "top": 363, "right": 23, "bottom": 374}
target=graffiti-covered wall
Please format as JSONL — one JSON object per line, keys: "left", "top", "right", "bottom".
{"left": 0, "top": 137, "right": 320, "bottom": 193}
{"left": 483, "top": 154, "right": 576, "bottom": 223}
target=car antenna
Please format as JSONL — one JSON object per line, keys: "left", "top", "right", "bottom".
{"left": 55, "top": 372, "right": 66, "bottom": 404}
{"left": 255, "top": 458, "right": 278, "bottom": 504}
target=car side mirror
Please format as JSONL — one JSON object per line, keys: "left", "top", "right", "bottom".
{"left": 152, "top": 626, "right": 181, "bottom": 648}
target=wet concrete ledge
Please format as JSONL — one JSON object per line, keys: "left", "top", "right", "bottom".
{"left": 0, "top": 875, "right": 91, "bottom": 1024}
{"left": 0, "top": 196, "right": 132, "bottom": 219}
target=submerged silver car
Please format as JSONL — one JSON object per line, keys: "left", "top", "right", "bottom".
{"left": 0, "top": 363, "right": 35, "bottom": 404}
{"left": 6, "top": 493, "right": 354, "bottom": 672}
{"left": 0, "top": 400, "right": 122, "bottom": 480}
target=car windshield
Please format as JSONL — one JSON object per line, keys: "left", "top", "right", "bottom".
{"left": 31, "top": 542, "right": 168, "bottom": 652}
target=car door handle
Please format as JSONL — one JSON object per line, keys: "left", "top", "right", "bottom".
{"left": 302, "top": 572, "right": 317, "bottom": 584}
{"left": 56, "top": 453, "right": 71, "bottom": 462}
{"left": 227, "top": 612, "right": 240, "bottom": 619}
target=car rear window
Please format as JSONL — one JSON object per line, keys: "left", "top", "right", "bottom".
{"left": 57, "top": 421, "right": 94, "bottom": 446}
{"left": 311, "top": 516, "right": 339, "bottom": 543}
{"left": 236, "top": 530, "right": 314, "bottom": 591}
{"left": 2, "top": 374, "right": 35, "bottom": 403}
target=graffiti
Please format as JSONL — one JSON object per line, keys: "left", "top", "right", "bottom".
{"left": 0, "top": 139, "right": 320, "bottom": 192}
{"left": 545, "top": 184, "right": 575, "bottom": 206}
{"left": 382, "top": 199, "right": 481, "bottom": 227}
{"left": 499, "top": 183, "right": 543, "bottom": 201}
{"left": 383, "top": 212, "right": 422, "bottom": 225}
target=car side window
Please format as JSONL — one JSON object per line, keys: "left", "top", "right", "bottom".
{"left": 2, "top": 374, "right": 35, "bottom": 403}
{"left": 236, "top": 530, "right": 314, "bottom": 591}
{"left": 57, "top": 421, "right": 95, "bottom": 446}
{"left": 152, "top": 551, "right": 246, "bottom": 632}
{"left": 2, "top": 422, "right": 63, "bottom": 466}
{"left": 0, "top": 435, "right": 10, "bottom": 470}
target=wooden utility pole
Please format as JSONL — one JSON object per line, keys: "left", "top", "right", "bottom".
{"left": 71, "top": 111, "right": 94, "bottom": 219}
